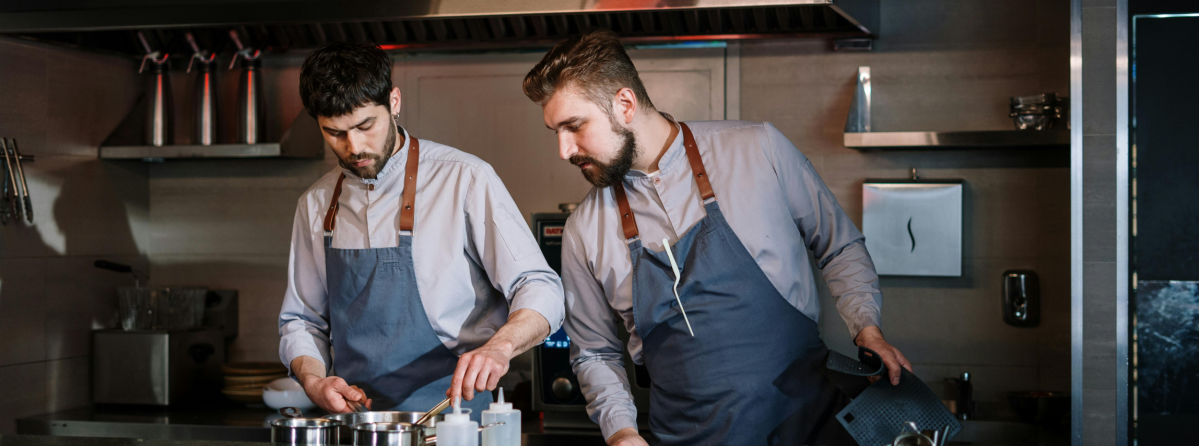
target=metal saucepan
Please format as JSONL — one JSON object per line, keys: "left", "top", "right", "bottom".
{"left": 352, "top": 421, "right": 505, "bottom": 446}
{"left": 352, "top": 422, "right": 426, "bottom": 446}
{"left": 273, "top": 408, "right": 344, "bottom": 445}
{"left": 324, "top": 411, "right": 445, "bottom": 444}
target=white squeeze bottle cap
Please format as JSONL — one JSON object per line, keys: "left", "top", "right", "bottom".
{"left": 444, "top": 396, "right": 471, "bottom": 424}
{"left": 481, "top": 389, "right": 519, "bottom": 446}
{"left": 488, "top": 388, "right": 514, "bottom": 412}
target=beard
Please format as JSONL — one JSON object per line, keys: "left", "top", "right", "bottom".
{"left": 570, "top": 126, "right": 638, "bottom": 188}
{"left": 338, "top": 117, "right": 398, "bottom": 180}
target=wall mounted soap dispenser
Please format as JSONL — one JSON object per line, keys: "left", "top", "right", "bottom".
{"left": 1002, "top": 270, "right": 1040, "bottom": 327}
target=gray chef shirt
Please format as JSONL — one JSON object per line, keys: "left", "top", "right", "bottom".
{"left": 279, "top": 126, "right": 565, "bottom": 376}
{"left": 561, "top": 117, "right": 883, "bottom": 438}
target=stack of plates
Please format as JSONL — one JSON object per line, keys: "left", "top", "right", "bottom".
{"left": 220, "top": 362, "right": 288, "bottom": 405}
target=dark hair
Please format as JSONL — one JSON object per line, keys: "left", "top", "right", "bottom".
{"left": 300, "top": 42, "right": 393, "bottom": 118}
{"left": 523, "top": 28, "right": 654, "bottom": 115}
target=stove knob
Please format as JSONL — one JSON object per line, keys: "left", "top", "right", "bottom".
{"left": 551, "top": 377, "right": 575, "bottom": 401}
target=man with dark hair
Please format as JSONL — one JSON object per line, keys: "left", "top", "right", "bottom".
{"left": 524, "top": 29, "right": 910, "bottom": 445}
{"left": 279, "top": 42, "right": 564, "bottom": 417}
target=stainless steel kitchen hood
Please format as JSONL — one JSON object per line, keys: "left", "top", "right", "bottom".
{"left": 0, "top": 0, "right": 876, "bottom": 55}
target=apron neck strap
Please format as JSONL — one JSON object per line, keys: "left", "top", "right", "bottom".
{"left": 399, "top": 136, "right": 421, "bottom": 232}
{"left": 322, "top": 136, "right": 422, "bottom": 234}
{"left": 323, "top": 174, "right": 346, "bottom": 233}
{"left": 680, "top": 123, "right": 716, "bottom": 201}
{"left": 611, "top": 122, "right": 715, "bottom": 241}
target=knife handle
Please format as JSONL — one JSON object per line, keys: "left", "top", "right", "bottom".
{"left": 23, "top": 196, "right": 32, "bottom": 222}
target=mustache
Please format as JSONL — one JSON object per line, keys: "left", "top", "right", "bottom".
{"left": 569, "top": 155, "right": 598, "bottom": 167}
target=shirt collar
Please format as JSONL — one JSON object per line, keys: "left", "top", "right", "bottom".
{"left": 625, "top": 112, "right": 684, "bottom": 180}
{"left": 341, "top": 124, "right": 411, "bottom": 185}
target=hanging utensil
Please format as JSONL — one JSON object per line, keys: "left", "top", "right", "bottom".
{"left": 414, "top": 397, "right": 452, "bottom": 426}
{"left": 0, "top": 143, "right": 11, "bottom": 226}
{"left": 10, "top": 139, "right": 32, "bottom": 222}
{"left": 0, "top": 138, "right": 22, "bottom": 222}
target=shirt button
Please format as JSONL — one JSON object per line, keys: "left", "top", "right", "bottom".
{"left": 653, "top": 178, "right": 661, "bottom": 185}
{"left": 367, "top": 184, "right": 375, "bottom": 191}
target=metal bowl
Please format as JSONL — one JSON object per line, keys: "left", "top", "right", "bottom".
{"left": 323, "top": 411, "right": 444, "bottom": 444}
{"left": 352, "top": 422, "right": 426, "bottom": 446}
{"left": 270, "top": 418, "right": 343, "bottom": 445}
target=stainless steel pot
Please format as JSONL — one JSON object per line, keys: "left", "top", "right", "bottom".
{"left": 353, "top": 422, "right": 426, "bottom": 446}
{"left": 324, "top": 411, "right": 445, "bottom": 444}
{"left": 351, "top": 421, "right": 504, "bottom": 446}
{"left": 271, "top": 418, "right": 343, "bottom": 445}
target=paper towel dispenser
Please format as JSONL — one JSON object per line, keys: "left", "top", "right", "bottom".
{"left": 862, "top": 179, "right": 963, "bottom": 277}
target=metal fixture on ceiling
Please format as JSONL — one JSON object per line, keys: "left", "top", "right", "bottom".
{"left": 0, "top": 0, "right": 876, "bottom": 57}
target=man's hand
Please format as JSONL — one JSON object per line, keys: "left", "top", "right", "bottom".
{"left": 447, "top": 309, "right": 550, "bottom": 402}
{"left": 448, "top": 342, "right": 513, "bottom": 402}
{"left": 302, "top": 376, "right": 373, "bottom": 413}
{"left": 291, "top": 356, "right": 371, "bottom": 413}
{"left": 854, "top": 326, "right": 912, "bottom": 386}
{"left": 607, "top": 428, "right": 649, "bottom": 446}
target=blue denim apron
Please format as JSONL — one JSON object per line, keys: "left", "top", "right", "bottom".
{"left": 322, "top": 136, "right": 491, "bottom": 418}
{"left": 613, "top": 123, "right": 851, "bottom": 445}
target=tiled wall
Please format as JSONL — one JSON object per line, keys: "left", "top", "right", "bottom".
{"left": 0, "top": 38, "right": 146, "bottom": 433}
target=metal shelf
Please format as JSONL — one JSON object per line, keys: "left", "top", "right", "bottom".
{"left": 843, "top": 66, "right": 1069, "bottom": 150}
{"left": 100, "top": 143, "right": 286, "bottom": 160}
{"left": 845, "top": 130, "right": 1069, "bottom": 149}
{"left": 98, "top": 113, "right": 325, "bottom": 161}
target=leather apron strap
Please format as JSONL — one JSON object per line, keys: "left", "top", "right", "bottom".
{"left": 323, "top": 136, "right": 421, "bottom": 233}
{"left": 612, "top": 122, "right": 712, "bottom": 241}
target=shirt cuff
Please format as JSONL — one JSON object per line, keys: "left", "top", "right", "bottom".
{"left": 849, "top": 313, "right": 882, "bottom": 341}
{"left": 280, "top": 334, "right": 331, "bottom": 378}
{"left": 509, "top": 281, "right": 566, "bottom": 336}
{"left": 600, "top": 411, "right": 639, "bottom": 440}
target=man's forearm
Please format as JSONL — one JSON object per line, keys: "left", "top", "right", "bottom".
{"left": 291, "top": 355, "right": 328, "bottom": 385}
{"left": 485, "top": 309, "right": 550, "bottom": 359}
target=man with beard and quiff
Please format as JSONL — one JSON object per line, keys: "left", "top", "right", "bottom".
{"left": 522, "top": 29, "right": 911, "bottom": 446}
{"left": 278, "top": 42, "right": 564, "bottom": 418}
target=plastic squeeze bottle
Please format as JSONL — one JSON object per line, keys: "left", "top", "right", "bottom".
{"left": 437, "top": 397, "right": 478, "bottom": 446}
{"left": 481, "top": 388, "right": 520, "bottom": 446}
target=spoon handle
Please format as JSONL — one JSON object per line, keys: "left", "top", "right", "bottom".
{"left": 415, "top": 397, "right": 453, "bottom": 425}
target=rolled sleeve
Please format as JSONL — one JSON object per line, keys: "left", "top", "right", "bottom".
{"left": 821, "top": 242, "right": 883, "bottom": 337}
{"left": 762, "top": 122, "right": 883, "bottom": 339}
{"left": 278, "top": 199, "right": 334, "bottom": 376}
{"left": 562, "top": 226, "right": 638, "bottom": 439}
{"left": 464, "top": 163, "right": 565, "bottom": 334}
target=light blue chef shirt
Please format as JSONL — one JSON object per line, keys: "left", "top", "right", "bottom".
{"left": 279, "top": 126, "right": 565, "bottom": 375}
{"left": 562, "top": 117, "right": 883, "bottom": 438}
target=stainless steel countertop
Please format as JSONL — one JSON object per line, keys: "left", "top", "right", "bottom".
{"left": 17, "top": 405, "right": 607, "bottom": 445}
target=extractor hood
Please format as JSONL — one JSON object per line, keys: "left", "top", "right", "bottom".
{"left": 0, "top": 0, "right": 876, "bottom": 55}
